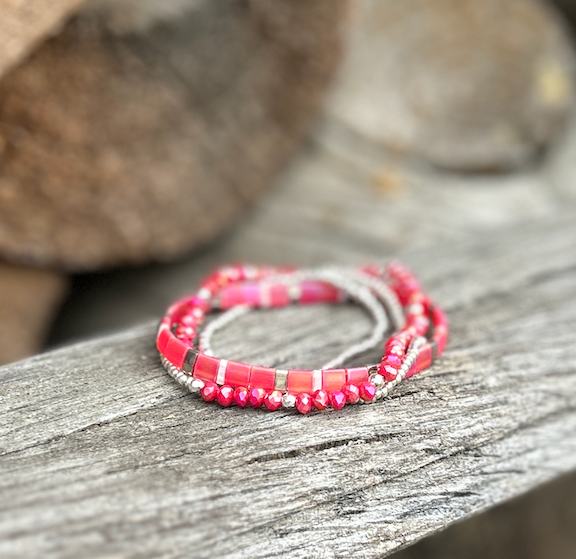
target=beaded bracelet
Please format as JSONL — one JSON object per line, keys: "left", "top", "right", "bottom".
{"left": 157, "top": 262, "right": 448, "bottom": 414}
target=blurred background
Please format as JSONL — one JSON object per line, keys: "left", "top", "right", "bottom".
{"left": 1, "top": 0, "right": 576, "bottom": 557}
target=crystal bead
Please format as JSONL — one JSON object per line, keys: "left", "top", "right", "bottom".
{"left": 329, "top": 390, "right": 346, "bottom": 410}
{"left": 216, "top": 385, "right": 234, "bottom": 407}
{"left": 312, "top": 390, "right": 329, "bottom": 411}
{"left": 295, "top": 393, "right": 313, "bottom": 415}
{"left": 200, "top": 381, "right": 218, "bottom": 402}
{"left": 342, "top": 382, "right": 360, "bottom": 404}
{"left": 234, "top": 387, "right": 249, "bottom": 407}
{"left": 248, "top": 388, "right": 266, "bottom": 408}
{"left": 359, "top": 381, "right": 376, "bottom": 402}
{"left": 264, "top": 390, "right": 283, "bottom": 411}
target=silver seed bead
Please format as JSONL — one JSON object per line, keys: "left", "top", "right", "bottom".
{"left": 370, "top": 373, "right": 385, "bottom": 388}
{"left": 190, "top": 379, "right": 205, "bottom": 393}
{"left": 282, "top": 394, "right": 296, "bottom": 408}
{"left": 198, "top": 288, "right": 212, "bottom": 300}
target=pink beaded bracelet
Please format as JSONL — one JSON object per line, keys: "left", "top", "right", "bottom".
{"left": 157, "top": 263, "right": 448, "bottom": 414}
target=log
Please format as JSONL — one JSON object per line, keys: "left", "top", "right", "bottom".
{"left": 327, "top": 0, "right": 575, "bottom": 172}
{"left": 2, "top": 207, "right": 576, "bottom": 557}
{"left": 0, "top": 262, "right": 68, "bottom": 365}
{"left": 0, "top": 0, "right": 84, "bottom": 78}
{"left": 0, "top": 0, "right": 346, "bottom": 270}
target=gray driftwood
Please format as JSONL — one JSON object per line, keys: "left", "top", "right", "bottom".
{"left": 2, "top": 207, "right": 576, "bottom": 557}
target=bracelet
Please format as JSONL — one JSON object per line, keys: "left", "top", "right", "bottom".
{"left": 157, "top": 262, "right": 448, "bottom": 414}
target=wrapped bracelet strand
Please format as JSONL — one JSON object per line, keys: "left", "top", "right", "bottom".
{"left": 157, "top": 262, "right": 448, "bottom": 414}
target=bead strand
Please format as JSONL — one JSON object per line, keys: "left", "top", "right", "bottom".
{"left": 157, "top": 263, "right": 448, "bottom": 414}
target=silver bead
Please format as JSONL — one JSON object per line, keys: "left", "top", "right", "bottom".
{"left": 274, "top": 370, "right": 289, "bottom": 391}
{"left": 370, "top": 373, "right": 385, "bottom": 388}
{"left": 282, "top": 393, "right": 296, "bottom": 408}
{"left": 197, "top": 288, "right": 212, "bottom": 300}
{"left": 190, "top": 379, "right": 205, "bottom": 393}
{"left": 377, "top": 386, "right": 389, "bottom": 399}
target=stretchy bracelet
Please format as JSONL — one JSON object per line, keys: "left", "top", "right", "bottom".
{"left": 157, "top": 262, "right": 448, "bottom": 414}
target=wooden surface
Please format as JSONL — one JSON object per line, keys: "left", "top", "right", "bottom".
{"left": 1, "top": 205, "right": 576, "bottom": 557}
{"left": 2, "top": 3, "right": 576, "bottom": 555}
{"left": 392, "top": 470, "right": 576, "bottom": 559}
{"left": 0, "top": 0, "right": 84, "bottom": 78}
{"left": 0, "top": 0, "right": 345, "bottom": 270}
{"left": 5, "top": 62, "right": 576, "bottom": 556}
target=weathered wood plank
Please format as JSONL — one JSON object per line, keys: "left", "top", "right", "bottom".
{"left": 2, "top": 211, "right": 576, "bottom": 558}
{"left": 48, "top": 114, "right": 576, "bottom": 345}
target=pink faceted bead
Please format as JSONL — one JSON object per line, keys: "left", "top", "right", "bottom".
{"left": 387, "top": 345, "right": 405, "bottom": 358}
{"left": 312, "top": 390, "right": 329, "bottom": 411}
{"left": 264, "top": 390, "right": 283, "bottom": 411}
{"left": 216, "top": 385, "right": 234, "bottom": 407}
{"left": 380, "top": 362, "right": 399, "bottom": 381}
{"left": 384, "top": 354, "right": 402, "bottom": 368}
{"left": 342, "top": 382, "right": 360, "bottom": 404}
{"left": 200, "top": 381, "right": 218, "bottom": 402}
{"left": 329, "top": 390, "right": 346, "bottom": 410}
{"left": 248, "top": 388, "right": 266, "bottom": 408}
{"left": 234, "top": 387, "right": 249, "bottom": 407}
{"left": 359, "top": 382, "right": 376, "bottom": 402}
{"left": 295, "top": 393, "right": 313, "bottom": 415}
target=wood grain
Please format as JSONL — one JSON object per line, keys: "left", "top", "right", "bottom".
{"left": 1, "top": 209, "right": 576, "bottom": 558}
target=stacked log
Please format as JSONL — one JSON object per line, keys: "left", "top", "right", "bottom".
{"left": 0, "top": 0, "right": 347, "bottom": 363}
